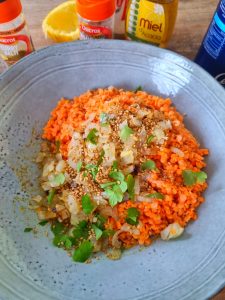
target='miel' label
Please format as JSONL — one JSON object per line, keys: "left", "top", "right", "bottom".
{"left": 126, "top": 0, "right": 165, "bottom": 45}
{"left": 80, "top": 23, "right": 113, "bottom": 40}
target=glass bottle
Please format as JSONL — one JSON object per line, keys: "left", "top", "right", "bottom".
{"left": 125, "top": 0, "right": 178, "bottom": 47}
{"left": 114, "top": 0, "right": 129, "bottom": 39}
{"left": 0, "top": 0, "right": 34, "bottom": 66}
{"left": 77, "top": 0, "right": 116, "bottom": 40}
{"left": 195, "top": 0, "right": 225, "bottom": 87}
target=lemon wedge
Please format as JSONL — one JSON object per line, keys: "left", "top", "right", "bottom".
{"left": 42, "top": 1, "right": 79, "bottom": 43}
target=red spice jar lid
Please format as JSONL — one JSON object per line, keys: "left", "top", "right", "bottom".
{"left": 0, "top": 0, "right": 22, "bottom": 24}
{"left": 77, "top": 0, "right": 116, "bottom": 21}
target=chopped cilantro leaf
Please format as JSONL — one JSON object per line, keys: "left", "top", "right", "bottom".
{"left": 64, "top": 237, "right": 73, "bottom": 249}
{"left": 100, "top": 182, "right": 116, "bottom": 189}
{"left": 51, "top": 220, "right": 65, "bottom": 235}
{"left": 106, "top": 185, "right": 124, "bottom": 207}
{"left": 147, "top": 192, "right": 164, "bottom": 199}
{"left": 38, "top": 220, "right": 48, "bottom": 226}
{"left": 100, "top": 112, "right": 110, "bottom": 125}
{"left": 47, "top": 189, "right": 55, "bottom": 204}
{"left": 76, "top": 161, "right": 82, "bottom": 172}
{"left": 119, "top": 181, "right": 128, "bottom": 193}
{"left": 52, "top": 173, "right": 65, "bottom": 185}
{"left": 120, "top": 125, "right": 134, "bottom": 142}
{"left": 112, "top": 160, "right": 118, "bottom": 171}
{"left": 73, "top": 220, "right": 89, "bottom": 242}
{"left": 81, "top": 194, "right": 94, "bottom": 214}
{"left": 83, "top": 171, "right": 88, "bottom": 178}
{"left": 126, "top": 207, "right": 140, "bottom": 225}
{"left": 92, "top": 224, "right": 103, "bottom": 240}
{"left": 182, "top": 170, "right": 196, "bottom": 186}
{"left": 182, "top": 170, "right": 207, "bottom": 186}
{"left": 73, "top": 240, "right": 93, "bottom": 263}
{"left": 51, "top": 220, "right": 76, "bottom": 249}
{"left": 141, "top": 160, "right": 156, "bottom": 171}
{"left": 109, "top": 171, "right": 125, "bottom": 182}
{"left": 97, "top": 149, "right": 105, "bottom": 166}
{"left": 53, "top": 234, "right": 73, "bottom": 249}
{"left": 102, "top": 169, "right": 127, "bottom": 205}
{"left": 85, "top": 164, "right": 98, "bottom": 180}
{"left": 134, "top": 86, "right": 143, "bottom": 92}
{"left": 196, "top": 171, "right": 207, "bottom": 183}
{"left": 53, "top": 234, "right": 63, "bottom": 247}
{"left": 86, "top": 128, "right": 98, "bottom": 145}
{"left": 95, "top": 214, "right": 106, "bottom": 230}
{"left": 147, "top": 134, "right": 154, "bottom": 144}
{"left": 24, "top": 227, "right": 33, "bottom": 232}
{"left": 102, "top": 229, "right": 115, "bottom": 238}
{"left": 126, "top": 174, "right": 135, "bottom": 200}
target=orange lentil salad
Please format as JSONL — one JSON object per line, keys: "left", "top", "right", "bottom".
{"left": 29, "top": 87, "right": 208, "bottom": 263}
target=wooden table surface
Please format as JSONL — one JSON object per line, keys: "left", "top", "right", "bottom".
{"left": 20, "top": 0, "right": 224, "bottom": 299}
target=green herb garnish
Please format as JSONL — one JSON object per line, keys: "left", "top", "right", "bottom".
{"left": 147, "top": 134, "right": 154, "bottom": 144}
{"left": 53, "top": 234, "right": 73, "bottom": 249}
{"left": 97, "top": 149, "right": 105, "bottom": 166}
{"left": 182, "top": 170, "right": 207, "bottom": 186}
{"left": 105, "top": 185, "right": 124, "bottom": 207}
{"left": 86, "top": 128, "right": 98, "bottom": 145}
{"left": 100, "top": 112, "right": 110, "bottom": 126}
{"left": 92, "top": 224, "right": 103, "bottom": 240}
{"left": 76, "top": 161, "right": 82, "bottom": 172}
{"left": 147, "top": 192, "right": 164, "bottom": 199}
{"left": 51, "top": 221, "right": 74, "bottom": 249}
{"left": 64, "top": 237, "right": 73, "bottom": 249}
{"left": 109, "top": 171, "right": 127, "bottom": 192}
{"left": 109, "top": 170, "right": 125, "bottom": 182}
{"left": 102, "top": 229, "right": 115, "bottom": 238}
{"left": 73, "top": 220, "right": 89, "bottom": 242}
{"left": 112, "top": 160, "right": 118, "bottom": 171}
{"left": 83, "top": 171, "right": 88, "bottom": 178}
{"left": 196, "top": 171, "right": 208, "bottom": 183}
{"left": 120, "top": 125, "right": 134, "bottom": 142}
{"left": 73, "top": 240, "right": 94, "bottom": 263}
{"left": 119, "top": 181, "right": 128, "bottom": 193}
{"left": 85, "top": 164, "right": 98, "bottom": 180}
{"left": 101, "top": 168, "right": 127, "bottom": 206}
{"left": 51, "top": 220, "right": 65, "bottom": 235}
{"left": 47, "top": 189, "right": 55, "bottom": 204}
{"left": 95, "top": 214, "right": 106, "bottom": 230}
{"left": 24, "top": 227, "right": 33, "bottom": 232}
{"left": 52, "top": 173, "right": 65, "bottom": 185}
{"left": 81, "top": 194, "right": 94, "bottom": 214}
{"left": 52, "top": 235, "right": 63, "bottom": 247}
{"left": 126, "top": 207, "right": 140, "bottom": 225}
{"left": 126, "top": 174, "right": 135, "bottom": 200}
{"left": 134, "top": 86, "right": 143, "bottom": 92}
{"left": 38, "top": 220, "right": 48, "bottom": 226}
{"left": 100, "top": 182, "right": 116, "bottom": 189}
{"left": 141, "top": 160, "right": 156, "bottom": 171}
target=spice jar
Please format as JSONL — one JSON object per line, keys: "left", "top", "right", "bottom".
{"left": 77, "top": 0, "right": 116, "bottom": 40}
{"left": 0, "top": 0, "right": 34, "bottom": 66}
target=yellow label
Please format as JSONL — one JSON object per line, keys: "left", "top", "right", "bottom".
{"left": 126, "top": 0, "right": 165, "bottom": 45}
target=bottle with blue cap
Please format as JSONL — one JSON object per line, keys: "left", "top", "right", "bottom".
{"left": 195, "top": 0, "right": 225, "bottom": 86}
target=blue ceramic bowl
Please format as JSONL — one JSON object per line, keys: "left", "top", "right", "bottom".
{"left": 0, "top": 40, "right": 225, "bottom": 300}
